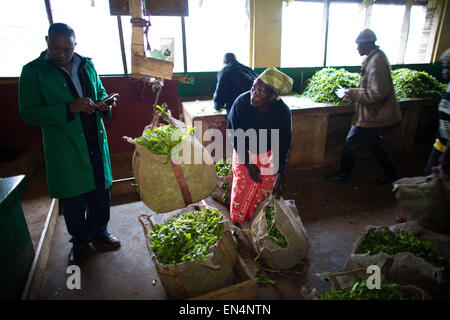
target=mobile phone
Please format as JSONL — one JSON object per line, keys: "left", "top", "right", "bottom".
{"left": 103, "top": 93, "right": 119, "bottom": 106}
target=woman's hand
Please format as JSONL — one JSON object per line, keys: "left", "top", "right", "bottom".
{"left": 245, "top": 163, "right": 262, "bottom": 183}
{"left": 272, "top": 173, "right": 285, "bottom": 199}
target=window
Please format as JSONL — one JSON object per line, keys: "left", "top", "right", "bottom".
{"left": 326, "top": 1, "right": 366, "bottom": 67}
{"left": 281, "top": 0, "right": 434, "bottom": 68}
{"left": 122, "top": 0, "right": 251, "bottom": 73}
{"left": 404, "top": 5, "right": 428, "bottom": 64}
{"left": 0, "top": 0, "right": 49, "bottom": 77}
{"left": 184, "top": 0, "right": 250, "bottom": 72}
{"left": 281, "top": 1, "right": 324, "bottom": 67}
{"left": 121, "top": 15, "right": 184, "bottom": 73}
{"left": 51, "top": 0, "right": 124, "bottom": 75}
{"left": 369, "top": 3, "right": 405, "bottom": 64}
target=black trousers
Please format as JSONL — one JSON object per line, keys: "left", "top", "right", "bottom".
{"left": 60, "top": 151, "right": 111, "bottom": 249}
{"left": 339, "top": 125, "right": 396, "bottom": 177}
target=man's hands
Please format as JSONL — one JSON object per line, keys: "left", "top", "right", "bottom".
{"left": 96, "top": 99, "right": 115, "bottom": 112}
{"left": 68, "top": 97, "right": 116, "bottom": 114}
{"left": 68, "top": 98, "right": 96, "bottom": 114}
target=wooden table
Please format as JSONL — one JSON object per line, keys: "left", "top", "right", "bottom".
{"left": 182, "top": 96, "right": 439, "bottom": 169}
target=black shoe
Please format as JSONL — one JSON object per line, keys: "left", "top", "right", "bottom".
{"left": 68, "top": 247, "right": 89, "bottom": 265}
{"left": 372, "top": 173, "right": 396, "bottom": 185}
{"left": 324, "top": 173, "right": 349, "bottom": 183}
{"left": 91, "top": 234, "right": 121, "bottom": 251}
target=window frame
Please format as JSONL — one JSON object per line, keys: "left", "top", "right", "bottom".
{"left": 283, "top": 0, "right": 433, "bottom": 67}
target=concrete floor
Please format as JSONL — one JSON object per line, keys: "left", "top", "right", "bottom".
{"left": 33, "top": 142, "right": 432, "bottom": 300}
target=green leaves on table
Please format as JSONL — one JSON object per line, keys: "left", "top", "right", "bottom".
{"left": 134, "top": 124, "right": 195, "bottom": 163}
{"left": 356, "top": 228, "right": 449, "bottom": 268}
{"left": 320, "top": 277, "right": 414, "bottom": 300}
{"left": 265, "top": 206, "right": 288, "bottom": 248}
{"left": 149, "top": 208, "right": 224, "bottom": 265}
{"left": 301, "top": 67, "right": 446, "bottom": 105}
{"left": 392, "top": 68, "right": 446, "bottom": 99}
{"left": 302, "top": 68, "right": 360, "bottom": 105}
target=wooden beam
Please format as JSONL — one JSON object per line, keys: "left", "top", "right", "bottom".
{"left": 364, "top": 0, "right": 373, "bottom": 28}
{"left": 181, "top": 16, "right": 187, "bottom": 73}
{"left": 21, "top": 199, "right": 59, "bottom": 300}
{"left": 130, "top": 0, "right": 145, "bottom": 57}
{"left": 322, "top": 0, "right": 330, "bottom": 67}
{"left": 251, "top": 0, "right": 282, "bottom": 68}
{"left": 131, "top": 54, "right": 174, "bottom": 79}
{"left": 44, "top": 0, "right": 53, "bottom": 25}
{"left": 117, "top": 16, "right": 128, "bottom": 74}
{"left": 398, "top": 0, "right": 413, "bottom": 64}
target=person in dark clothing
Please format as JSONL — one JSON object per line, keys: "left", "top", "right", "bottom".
{"left": 227, "top": 67, "right": 293, "bottom": 223}
{"left": 424, "top": 49, "right": 450, "bottom": 176}
{"left": 213, "top": 53, "right": 257, "bottom": 115}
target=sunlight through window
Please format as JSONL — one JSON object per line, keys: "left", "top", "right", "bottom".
{"left": 281, "top": 1, "right": 324, "bottom": 67}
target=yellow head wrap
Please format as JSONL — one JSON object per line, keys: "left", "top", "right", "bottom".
{"left": 258, "top": 67, "right": 293, "bottom": 96}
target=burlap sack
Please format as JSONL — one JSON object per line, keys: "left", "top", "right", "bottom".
{"left": 128, "top": 117, "right": 217, "bottom": 213}
{"left": 138, "top": 203, "right": 239, "bottom": 299}
{"left": 211, "top": 174, "right": 232, "bottom": 206}
{"left": 313, "top": 268, "right": 431, "bottom": 300}
{"left": 344, "top": 224, "right": 450, "bottom": 299}
{"left": 250, "top": 196, "right": 310, "bottom": 270}
{"left": 393, "top": 174, "right": 450, "bottom": 234}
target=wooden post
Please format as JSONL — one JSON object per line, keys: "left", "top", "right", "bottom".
{"left": 398, "top": 0, "right": 413, "bottom": 64}
{"left": 128, "top": 0, "right": 174, "bottom": 79}
{"left": 130, "top": 0, "right": 145, "bottom": 58}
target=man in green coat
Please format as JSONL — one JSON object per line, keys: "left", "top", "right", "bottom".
{"left": 18, "top": 23, "right": 120, "bottom": 265}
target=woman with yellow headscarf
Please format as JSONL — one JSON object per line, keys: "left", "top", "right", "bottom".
{"left": 227, "top": 67, "right": 293, "bottom": 224}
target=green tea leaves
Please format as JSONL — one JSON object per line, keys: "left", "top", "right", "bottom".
{"left": 392, "top": 68, "right": 446, "bottom": 99}
{"left": 134, "top": 124, "right": 194, "bottom": 163}
{"left": 215, "top": 158, "right": 232, "bottom": 176}
{"left": 265, "top": 206, "right": 288, "bottom": 248}
{"left": 302, "top": 68, "right": 359, "bottom": 105}
{"left": 149, "top": 208, "right": 224, "bottom": 265}
{"left": 301, "top": 67, "right": 446, "bottom": 105}
{"left": 320, "top": 277, "right": 414, "bottom": 300}
{"left": 356, "top": 228, "right": 449, "bottom": 268}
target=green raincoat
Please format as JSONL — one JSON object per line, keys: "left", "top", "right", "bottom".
{"left": 18, "top": 51, "right": 112, "bottom": 199}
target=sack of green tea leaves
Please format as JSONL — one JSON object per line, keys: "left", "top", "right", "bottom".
{"left": 125, "top": 114, "right": 217, "bottom": 213}
{"left": 211, "top": 159, "right": 233, "bottom": 206}
{"left": 138, "top": 203, "right": 238, "bottom": 299}
{"left": 250, "top": 195, "right": 310, "bottom": 270}
{"left": 344, "top": 225, "right": 450, "bottom": 299}
{"left": 313, "top": 268, "right": 431, "bottom": 300}
{"left": 393, "top": 173, "right": 450, "bottom": 235}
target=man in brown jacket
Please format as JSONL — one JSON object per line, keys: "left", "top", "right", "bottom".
{"left": 325, "top": 29, "right": 402, "bottom": 185}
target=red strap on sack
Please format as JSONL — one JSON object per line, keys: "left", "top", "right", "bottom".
{"left": 170, "top": 159, "right": 193, "bottom": 206}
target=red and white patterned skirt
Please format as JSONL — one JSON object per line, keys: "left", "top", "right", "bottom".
{"left": 229, "top": 149, "right": 276, "bottom": 223}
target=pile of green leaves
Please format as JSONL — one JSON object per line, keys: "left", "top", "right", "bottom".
{"left": 134, "top": 124, "right": 194, "bottom": 163}
{"left": 265, "top": 206, "right": 288, "bottom": 248}
{"left": 392, "top": 68, "right": 446, "bottom": 99}
{"left": 149, "top": 208, "right": 224, "bottom": 265}
{"left": 301, "top": 68, "right": 360, "bottom": 105}
{"left": 215, "top": 158, "right": 232, "bottom": 203}
{"left": 215, "top": 158, "right": 232, "bottom": 176}
{"left": 301, "top": 67, "right": 446, "bottom": 104}
{"left": 221, "top": 181, "right": 230, "bottom": 203}
{"left": 356, "top": 228, "right": 449, "bottom": 268}
{"left": 320, "top": 277, "right": 414, "bottom": 300}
